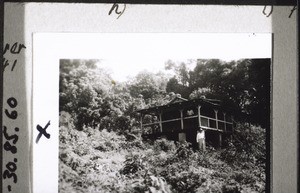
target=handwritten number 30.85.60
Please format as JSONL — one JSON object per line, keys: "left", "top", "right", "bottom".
{"left": 3, "top": 97, "right": 19, "bottom": 187}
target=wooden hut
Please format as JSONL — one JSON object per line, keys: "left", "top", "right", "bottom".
{"left": 136, "top": 96, "right": 235, "bottom": 149}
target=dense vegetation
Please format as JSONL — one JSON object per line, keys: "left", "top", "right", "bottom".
{"left": 59, "top": 59, "right": 270, "bottom": 193}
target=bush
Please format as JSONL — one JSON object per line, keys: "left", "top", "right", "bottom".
{"left": 95, "top": 141, "right": 119, "bottom": 152}
{"left": 120, "top": 152, "right": 146, "bottom": 175}
{"left": 59, "top": 111, "right": 75, "bottom": 128}
{"left": 231, "top": 171, "right": 256, "bottom": 184}
{"left": 221, "top": 123, "right": 266, "bottom": 166}
{"left": 167, "top": 170, "right": 205, "bottom": 193}
{"left": 174, "top": 141, "right": 193, "bottom": 160}
{"left": 59, "top": 111, "right": 266, "bottom": 193}
{"left": 153, "top": 138, "right": 176, "bottom": 152}
{"left": 222, "top": 183, "right": 241, "bottom": 193}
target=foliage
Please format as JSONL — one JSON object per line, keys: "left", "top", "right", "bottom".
{"left": 59, "top": 116, "right": 266, "bottom": 193}
{"left": 59, "top": 59, "right": 268, "bottom": 193}
{"left": 60, "top": 59, "right": 270, "bottom": 130}
{"left": 221, "top": 123, "right": 266, "bottom": 166}
{"left": 120, "top": 152, "right": 147, "bottom": 175}
{"left": 153, "top": 138, "right": 176, "bottom": 152}
{"left": 59, "top": 59, "right": 141, "bottom": 131}
{"left": 165, "top": 59, "right": 270, "bottom": 128}
{"left": 128, "top": 71, "right": 168, "bottom": 102}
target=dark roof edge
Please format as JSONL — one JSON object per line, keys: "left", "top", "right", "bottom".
{"left": 136, "top": 98, "right": 227, "bottom": 113}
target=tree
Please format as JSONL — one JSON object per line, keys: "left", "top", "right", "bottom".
{"left": 243, "top": 59, "right": 270, "bottom": 128}
{"left": 59, "top": 59, "right": 115, "bottom": 129}
{"left": 60, "top": 60, "right": 150, "bottom": 132}
{"left": 165, "top": 60, "right": 195, "bottom": 98}
{"left": 166, "top": 77, "right": 191, "bottom": 99}
{"left": 165, "top": 59, "right": 271, "bottom": 128}
{"left": 128, "top": 71, "right": 168, "bottom": 104}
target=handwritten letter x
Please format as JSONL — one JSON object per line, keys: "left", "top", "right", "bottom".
{"left": 36, "top": 120, "right": 51, "bottom": 144}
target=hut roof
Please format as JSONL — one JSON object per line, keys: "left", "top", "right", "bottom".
{"left": 136, "top": 96, "right": 232, "bottom": 114}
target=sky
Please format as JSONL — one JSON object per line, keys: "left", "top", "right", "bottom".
{"left": 94, "top": 33, "right": 272, "bottom": 82}
{"left": 38, "top": 33, "right": 272, "bottom": 82}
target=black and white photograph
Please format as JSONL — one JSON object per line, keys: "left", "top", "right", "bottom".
{"left": 57, "top": 33, "right": 271, "bottom": 193}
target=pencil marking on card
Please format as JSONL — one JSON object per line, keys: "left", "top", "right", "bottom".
{"left": 288, "top": 6, "right": 297, "bottom": 18}
{"left": 2, "top": 42, "right": 26, "bottom": 72}
{"left": 262, "top": 5, "right": 273, "bottom": 17}
{"left": 2, "top": 97, "right": 19, "bottom": 192}
{"left": 108, "top": 3, "right": 126, "bottom": 19}
{"left": 262, "top": 5, "right": 297, "bottom": 18}
{"left": 36, "top": 120, "right": 51, "bottom": 144}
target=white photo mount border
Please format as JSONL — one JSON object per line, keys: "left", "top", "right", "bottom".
{"left": 33, "top": 32, "right": 272, "bottom": 192}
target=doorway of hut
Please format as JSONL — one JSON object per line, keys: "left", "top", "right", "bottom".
{"left": 185, "top": 128, "right": 198, "bottom": 149}
{"left": 205, "top": 130, "right": 221, "bottom": 149}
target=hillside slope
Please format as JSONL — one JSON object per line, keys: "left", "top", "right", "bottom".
{"left": 59, "top": 114, "right": 266, "bottom": 193}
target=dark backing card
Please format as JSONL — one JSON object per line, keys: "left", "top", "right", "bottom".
{"left": 1, "top": 2, "right": 298, "bottom": 193}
